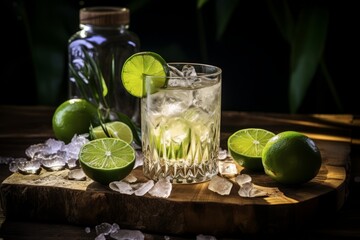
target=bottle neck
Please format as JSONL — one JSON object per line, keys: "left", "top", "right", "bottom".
{"left": 80, "top": 23, "right": 129, "bottom": 33}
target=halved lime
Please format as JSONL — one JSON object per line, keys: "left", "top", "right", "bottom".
{"left": 79, "top": 138, "right": 135, "bottom": 185}
{"left": 121, "top": 51, "right": 168, "bottom": 97}
{"left": 91, "top": 121, "right": 133, "bottom": 144}
{"left": 227, "top": 128, "right": 275, "bottom": 171}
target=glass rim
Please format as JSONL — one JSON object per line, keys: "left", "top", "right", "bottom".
{"left": 166, "top": 62, "right": 222, "bottom": 76}
{"left": 144, "top": 62, "right": 222, "bottom": 79}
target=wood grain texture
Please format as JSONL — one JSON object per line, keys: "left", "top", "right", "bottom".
{"left": 0, "top": 162, "right": 346, "bottom": 236}
{"left": 0, "top": 106, "right": 356, "bottom": 238}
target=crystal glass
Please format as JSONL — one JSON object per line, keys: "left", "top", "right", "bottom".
{"left": 141, "top": 63, "right": 222, "bottom": 184}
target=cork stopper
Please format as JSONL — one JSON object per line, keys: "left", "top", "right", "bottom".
{"left": 79, "top": 7, "right": 130, "bottom": 26}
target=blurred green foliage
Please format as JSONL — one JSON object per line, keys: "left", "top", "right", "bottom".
{"left": 3, "top": 0, "right": 358, "bottom": 114}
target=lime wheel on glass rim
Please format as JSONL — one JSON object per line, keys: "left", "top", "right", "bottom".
{"left": 121, "top": 51, "right": 168, "bottom": 98}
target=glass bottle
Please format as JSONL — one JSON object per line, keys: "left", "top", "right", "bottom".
{"left": 68, "top": 7, "right": 140, "bottom": 123}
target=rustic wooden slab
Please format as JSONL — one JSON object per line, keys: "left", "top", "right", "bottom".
{"left": 0, "top": 162, "right": 346, "bottom": 236}
{"left": 0, "top": 107, "right": 353, "bottom": 237}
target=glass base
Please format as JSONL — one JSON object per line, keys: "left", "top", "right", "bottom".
{"left": 143, "top": 157, "right": 218, "bottom": 184}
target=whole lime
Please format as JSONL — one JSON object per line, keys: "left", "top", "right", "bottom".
{"left": 262, "top": 131, "right": 322, "bottom": 185}
{"left": 52, "top": 99, "right": 100, "bottom": 143}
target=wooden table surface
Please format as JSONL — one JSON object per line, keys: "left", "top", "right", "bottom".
{"left": 0, "top": 105, "right": 359, "bottom": 239}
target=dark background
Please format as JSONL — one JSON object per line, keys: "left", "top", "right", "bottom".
{"left": 2, "top": 0, "right": 359, "bottom": 114}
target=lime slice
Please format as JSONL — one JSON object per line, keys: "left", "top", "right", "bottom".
{"left": 227, "top": 128, "right": 275, "bottom": 171}
{"left": 121, "top": 51, "right": 168, "bottom": 97}
{"left": 91, "top": 121, "right": 133, "bottom": 144}
{"left": 79, "top": 138, "right": 136, "bottom": 185}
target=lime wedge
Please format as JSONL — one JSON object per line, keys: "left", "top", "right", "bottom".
{"left": 91, "top": 121, "right": 133, "bottom": 144}
{"left": 227, "top": 128, "right": 275, "bottom": 171}
{"left": 121, "top": 51, "right": 168, "bottom": 97}
{"left": 79, "top": 138, "right": 135, "bottom": 185}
